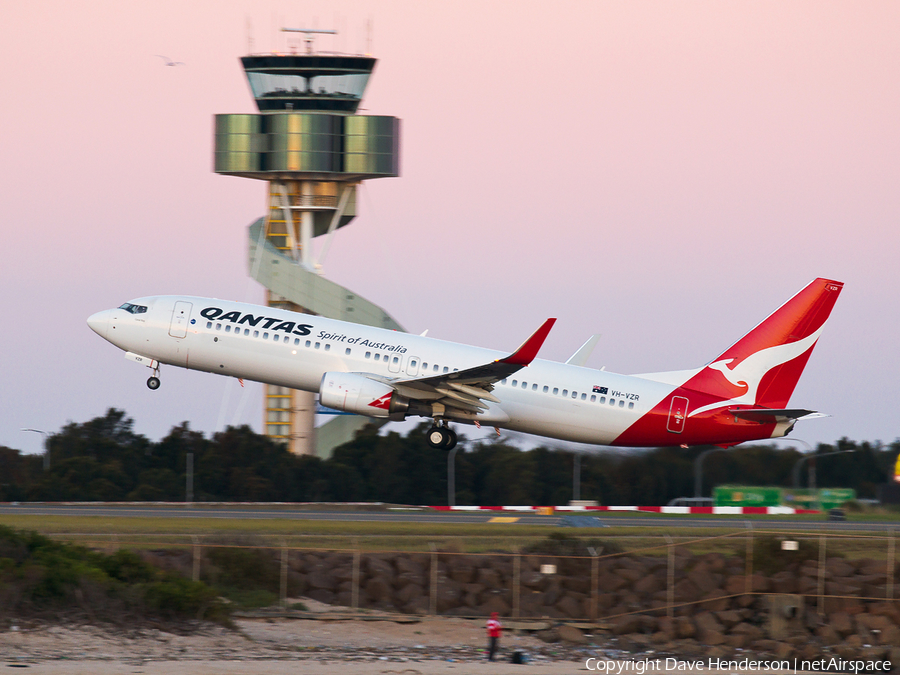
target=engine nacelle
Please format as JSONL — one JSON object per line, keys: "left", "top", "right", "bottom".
{"left": 319, "top": 372, "right": 409, "bottom": 419}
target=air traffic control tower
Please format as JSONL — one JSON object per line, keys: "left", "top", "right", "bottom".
{"left": 214, "top": 29, "right": 403, "bottom": 457}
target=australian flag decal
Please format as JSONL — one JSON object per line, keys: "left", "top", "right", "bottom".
{"left": 593, "top": 385, "right": 608, "bottom": 394}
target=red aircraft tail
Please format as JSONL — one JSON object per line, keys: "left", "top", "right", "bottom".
{"left": 686, "top": 278, "right": 843, "bottom": 414}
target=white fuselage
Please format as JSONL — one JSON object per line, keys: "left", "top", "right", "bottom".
{"left": 88, "top": 295, "right": 674, "bottom": 445}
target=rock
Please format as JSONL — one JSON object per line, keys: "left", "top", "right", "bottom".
{"left": 365, "top": 577, "right": 393, "bottom": 603}
{"left": 395, "top": 556, "right": 424, "bottom": 576}
{"left": 557, "top": 625, "right": 588, "bottom": 644}
{"left": 773, "top": 641, "right": 794, "bottom": 659}
{"left": 879, "top": 624, "right": 900, "bottom": 646}
{"left": 730, "top": 622, "right": 764, "bottom": 640}
{"left": 476, "top": 567, "right": 500, "bottom": 586}
{"left": 307, "top": 569, "right": 335, "bottom": 590}
{"left": 555, "top": 595, "right": 582, "bottom": 618}
{"left": 816, "top": 625, "right": 840, "bottom": 644}
{"left": 479, "top": 595, "right": 510, "bottom": 616}
{"left": 716, "top": 610, "right": 742, "bottom": 629}
{"left": 829, "top": 611, "right": 854, "bottom": 636}
{"left": 306, "top": 588, "right": 334, "bottom": 604}
{"left": 611, "top": 614, "right": 641, "bottom": 635}
{"left": 634, "top": 575, "right": 664, "bottom": 595}
{"left": 365, "top": 556, "right": 394, "bottom": 579}
{"left": 673, "top": 578, "right": 701, "bottom": 603}
{"left": 688, "top": 569, "right": 723, "bottom": 594}
{"left": 616, "top": 567, "right": 644, "bottom": 583}
{"left": 535, "top": 628, "right": 559, "bottom": 643}
{"left": 403, "top": 596, "right": 430, "bottom": 615}
{"left": 674, "top": 616, "right": 696, "bottom": 639}
{"left": 395, "top": 583, "right": 424, "bottom": 605}
{"left": 598, "top": 573, "right": 627, "bottom": 592}
{"left": 825, "top": 558, "right": 855, "bottom": 578}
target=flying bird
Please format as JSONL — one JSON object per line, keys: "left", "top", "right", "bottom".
{"left": 155, "top": 55, "right": 185, "bottom": 67}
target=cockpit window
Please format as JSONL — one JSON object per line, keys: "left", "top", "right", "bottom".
{"left": 118, "top": 303, "right": 147, "bottom": 314}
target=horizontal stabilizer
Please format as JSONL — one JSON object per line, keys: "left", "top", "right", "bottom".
{"left": 728, "top": 408, "right": 823, "bottom": 423}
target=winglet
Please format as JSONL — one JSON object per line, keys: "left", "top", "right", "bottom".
{"left": 500, "top": 319, "right": 556, "bottom": 366}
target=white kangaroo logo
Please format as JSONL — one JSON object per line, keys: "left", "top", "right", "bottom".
{"left": 688, "top": 326, "right": 823, "bottom": 417}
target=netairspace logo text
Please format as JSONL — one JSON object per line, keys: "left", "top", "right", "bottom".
{"left": 584, "top": 657, "right": 893, "bottom": 673}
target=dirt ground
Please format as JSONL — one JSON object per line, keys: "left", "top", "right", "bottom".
{"left": 0, "top": 596, "right": 605, "bottom": 674}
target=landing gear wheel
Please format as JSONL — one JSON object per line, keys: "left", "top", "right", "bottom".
{"left": 426, "top": 425, "right": 457, "bottom": 450}
{"left": 444, "top": 428, "right": 458, "bottom": 451}
{"left": 147, "top": 376, "right": 161, "bottom": 390}
{"left": 427, "top": 426, "right": 447, "bottom": 449}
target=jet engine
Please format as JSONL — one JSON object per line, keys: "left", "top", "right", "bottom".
{"left": 319, "top": 372, "right": 409, "bottom": 418}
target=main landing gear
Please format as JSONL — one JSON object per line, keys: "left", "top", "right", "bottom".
{"left": 426, "top": 423, "right": 457, "bottom": 450}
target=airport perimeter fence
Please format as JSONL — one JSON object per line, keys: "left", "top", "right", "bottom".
{"left": 50, "top": 529, "right": 900, "bottom": 623}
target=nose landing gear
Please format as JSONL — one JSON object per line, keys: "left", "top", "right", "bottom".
{"left": 146, "top": 363, "right": 161, "bottom": 390}
{"left": 426, "top": 422, "right": 457, "bottom": 450}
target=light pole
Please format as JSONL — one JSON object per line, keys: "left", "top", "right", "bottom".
{"left": 21, "top": 428, "right": 50, "bottom": 471}
{"left": 573, "top": 452, "right": 581, "bottom": 502}
{"left": 791, "top": 449, "right": 854, "bottom": 489}
{"left": 694, "top": 447, "right": 731, "bottom": 498}
{"left": 447, "top": 445, "right": 459, "bottom": 507}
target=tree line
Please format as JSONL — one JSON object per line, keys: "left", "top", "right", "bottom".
{"left": 1, "top": 409, "right": 896, "bottom": 505}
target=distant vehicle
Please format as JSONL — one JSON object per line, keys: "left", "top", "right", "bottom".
{"left": 87, "top": 278, "right": 842, "bottom": 451}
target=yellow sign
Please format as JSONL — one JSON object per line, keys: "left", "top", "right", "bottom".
{"left": 488, "top": 517, "right": 520, "bottom": 523}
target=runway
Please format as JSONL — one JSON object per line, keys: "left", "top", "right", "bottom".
{"left": 0, "top": 503, "right": 896, "bottom": 532}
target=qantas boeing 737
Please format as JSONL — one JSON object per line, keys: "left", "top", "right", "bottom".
{"left": 87, "top": 278, "right": 842, "bottom": 450}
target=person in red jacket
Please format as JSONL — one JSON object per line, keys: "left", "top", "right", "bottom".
{"left": 486, "top": 612, "right": 502, "bottom": 661}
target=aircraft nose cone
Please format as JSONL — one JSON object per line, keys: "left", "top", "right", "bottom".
{"left": 87, "top": 310, "right": 110, "bottom": 338}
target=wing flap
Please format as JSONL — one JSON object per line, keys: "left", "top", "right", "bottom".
{"left": 392, "top": 318, "right": 556, "bottom": 416}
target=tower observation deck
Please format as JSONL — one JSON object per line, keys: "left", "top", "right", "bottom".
{"left": 214, "top": 30, "right": 402, "bottom": 457}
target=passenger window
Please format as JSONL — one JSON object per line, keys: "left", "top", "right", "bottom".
{"left": 521, "top": 382, "right": 527, "bottom": 389}
{"left": 244, "top": 329, "right": 250, "bottom": 336}
{"left": 254, "top": 330, "right": 259, "bottom": 338}
{"left": 366, "top": 351, "right": 371, "bottom": 358}
{"left": 325, "top": 344, "right": 331, "bottom": 351}
{"left": 553, "top": 387, "right": 559, "bottom": 395}
{"left": 581, "top": 393, "right": 586, "bottom": 400}
{"left": 225, "top": 325, "right": 231, "bottom": 333}
{"left": 305, "top": 340, "right": 311, "bottom": 348}
{"left": 512, "top": 380, "right": 518, "bottom": 387}
{"left": 502, "top": 379, "right": 508, "bottom": 385}
{"left": 619, "top": 400, "right": 625, "bottom": 407}
{"left": 294, "top": 338, "right": 299, "bottom": 345}
{"left": 392, "top": 356, "right": 399, "bottom": 364}
{"left": 422, "top": 362, "right": 428, "bottom": 369}
{"left": 600, "top": 396, "right": 606, "bottom": 404}
{"left": 315, "top": 342, "right": 320, "bottom": 349}
{"left": 263, "top": 332, "right": 269, "bottom": 339}
{"left": 628, "top": 402, "right": 634, "bottom": 409}
{"left": 562, "top": 390, "right": 568, "bottom": 397}
{"left": 216, "top": 323, "right": 221, "bottom": 330}
{"left": 206, "top": 321, "right": 212, "bottom": 329}
{"left": 433, "top": 365, "right": 439, "bottom": 372}
{"left": 273, "top": 334, "right": 279, "bottom": 342}
{"left": 345, "top": 348, "right": 351, "bottom": 355}
{"left": 375, "top": 354, "right": 381, "bottom": 361}
{"left": 572, "top": 391, "right": 577, "bottom": 399}
{"left": 610, "top": 399, "right": 616, "bottom": 406}
{"left": 410, "top": 360, "right": 417, "bottom": 368}
{"left": 443, "top": 367, "right": 449, "bottom": 373}
{"left": 532, "top": 383, "right": 537, "bottom": 391}
{"left": 543, "top": 385, "right": 549, "bottom": 393}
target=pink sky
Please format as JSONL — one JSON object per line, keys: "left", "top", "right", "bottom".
{"left": 2, "top": 1, "right": 898, "bottom": 456}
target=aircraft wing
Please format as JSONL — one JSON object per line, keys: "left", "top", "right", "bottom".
{"left": 389, "top": 318, "right": 556, "bottom": 413}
